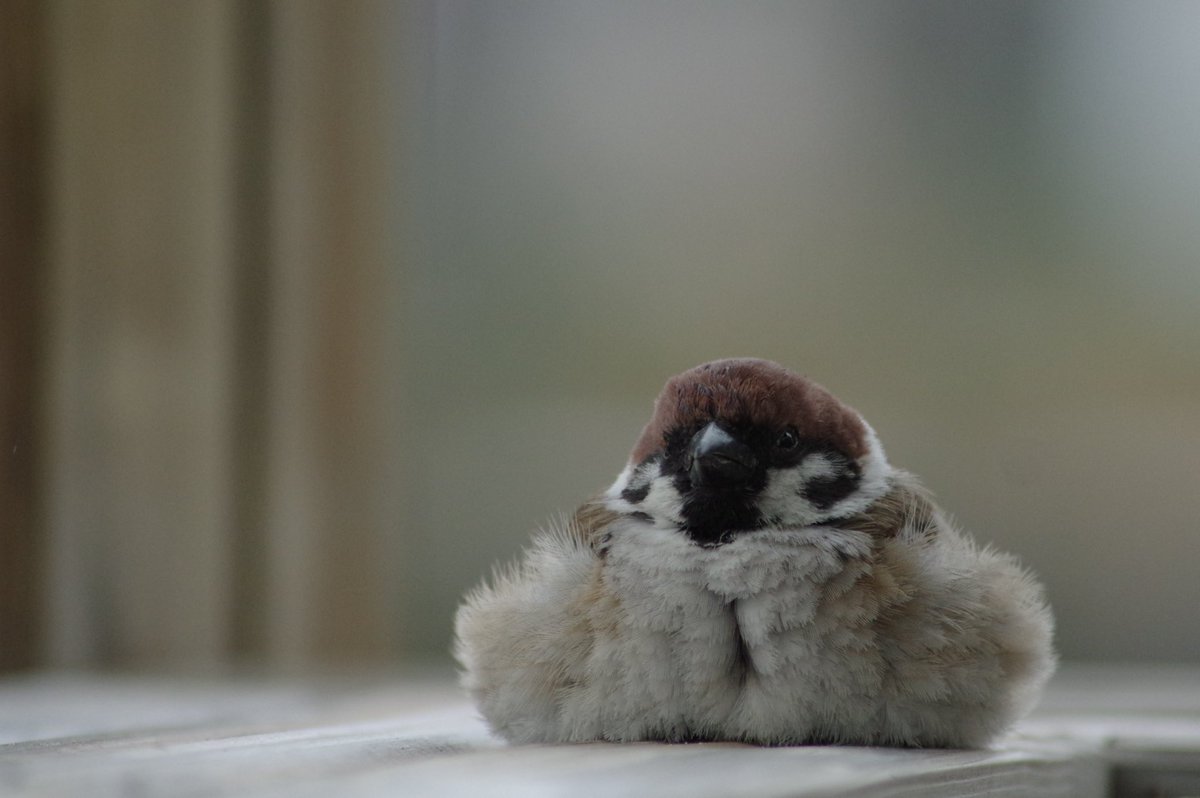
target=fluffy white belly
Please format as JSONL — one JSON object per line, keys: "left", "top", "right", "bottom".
{"left": 458, "top": 512, "right": 1053, "bottom": 748}
{"left": 574, "top": 523, "right": 891, "bottom": 744}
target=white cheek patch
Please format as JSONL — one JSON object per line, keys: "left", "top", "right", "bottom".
{"left": 605, "top": 464, "right": 635, "bottom": 501}
{"left": 822, "top": 421, "right": 892, "bottom": 520}
{"left": 604, "top": 460, "right": 684, "bottom": 526}
{"left": 799, "top": 452, "right": 838, "bottom": 481}
{"left": 756, "top": 461, "right": 827, "bottom": 528}
{"left": 756, "top": 420, "right": 894, "bottom": 528}
{"left": 637, "top": 463, "right": 685, "bottom": 526}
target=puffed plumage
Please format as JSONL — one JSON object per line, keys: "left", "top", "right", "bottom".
{"left": 455, "top": 358, "right": 1055, "bottom": 748}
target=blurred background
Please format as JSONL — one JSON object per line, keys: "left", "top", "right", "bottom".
{"left": 2, "top": 0, "right": 1197, "bottom": 676}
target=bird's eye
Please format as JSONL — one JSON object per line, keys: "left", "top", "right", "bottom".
{"left": 775, "top": 427, "right": 799, "bottom": 451}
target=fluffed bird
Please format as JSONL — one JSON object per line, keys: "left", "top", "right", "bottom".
{"left": 454, "top": 358, "right": 1055, "bottom": 748}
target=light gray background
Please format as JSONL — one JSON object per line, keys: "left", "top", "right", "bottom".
{"left": 402, "top": 1, "right": 1200, "bottom": 663}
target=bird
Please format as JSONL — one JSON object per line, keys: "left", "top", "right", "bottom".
{"left": 454, "top": 358, "right": 1055, "bottom": 748}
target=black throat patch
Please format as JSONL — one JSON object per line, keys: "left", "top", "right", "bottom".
{"left": 676, "top": 478, "right": 766, "bottom": 548}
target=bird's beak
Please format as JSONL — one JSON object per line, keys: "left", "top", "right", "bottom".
{"left": 689, "top": 423, "right": 757, "bottom": 488}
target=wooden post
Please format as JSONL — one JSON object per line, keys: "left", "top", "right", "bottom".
{"left": 42, "top": 0, "right": 239, "bottom": 669}
{"left": 39, "top": 0, "right": 415, "bottom": 671}
{"left": 260, "top": 1, "right": 407, "bottom": 667}
{"left": 0, "top": 0, "right": 46, "bottom": 672}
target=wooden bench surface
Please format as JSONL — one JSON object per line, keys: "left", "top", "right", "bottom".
{"left": 2, "top": 664, "right": 1198, "bottom": 797}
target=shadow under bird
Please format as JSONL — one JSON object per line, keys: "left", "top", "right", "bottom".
{"left": 455, "top": 358, "right": 1056, "bottom": 747}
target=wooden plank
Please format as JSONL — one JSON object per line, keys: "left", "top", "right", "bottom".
{"left": 2, "top": 666, "right": 1197, "bottom": 797}
{"left": 0, "top": 682, "right": 1083, "bottom": 798}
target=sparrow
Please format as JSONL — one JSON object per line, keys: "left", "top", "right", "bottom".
{"left": 454, "top": 358, "right": 1055, "bottom": 748}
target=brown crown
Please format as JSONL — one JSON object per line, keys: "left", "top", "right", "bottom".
{"left": 629, "top": 359, "right": 869, "bottom": 464}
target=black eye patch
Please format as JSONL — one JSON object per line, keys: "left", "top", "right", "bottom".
{"left": 800, "top": 454, "right": 862, "bottom": 510}
{"left": 620, "top": 458, "right": 659, "bottom": 504}
{"left": 621, "top": 481, "right": 651, "bottom": 504}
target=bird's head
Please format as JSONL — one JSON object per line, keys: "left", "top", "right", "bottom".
{"left": 606, "top": 359, "right": 892, "bottom": 546}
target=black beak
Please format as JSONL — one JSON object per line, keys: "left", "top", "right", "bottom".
{"left": 688, "top": 423, "right": 757, "bottom": 488}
